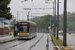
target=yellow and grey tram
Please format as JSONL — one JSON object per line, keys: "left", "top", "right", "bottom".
{"left": 17, "top": 21, "right": 37, "bottom": 39}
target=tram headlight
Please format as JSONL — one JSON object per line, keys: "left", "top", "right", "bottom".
{"left": 18, "top": 33, "right": 19, "bottom": 35}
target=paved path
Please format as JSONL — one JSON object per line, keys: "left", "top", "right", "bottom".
{"left": 0, "top": 35, "right": 14, "bottom": 43}
{"left": 48, "top": 34, "right": 54, "bottom": 50}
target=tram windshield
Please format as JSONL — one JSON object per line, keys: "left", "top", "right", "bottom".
{"left": 19, "top": 25, "right": 28, "bottom": 32}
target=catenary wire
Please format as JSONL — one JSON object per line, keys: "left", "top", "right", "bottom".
{"left": 19, "top": 0, "right": 27, "bottom": 16}
{"left": 31, "top": 1, "right": 39, "bottom": 13}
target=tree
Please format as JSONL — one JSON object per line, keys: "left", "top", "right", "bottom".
{"left": 32, "top": 12, "right": 75, "bottom": 33}
{"left": 32, "top": 15, "right": 53, "bottom": 30}
{"left": 0, "top": 0, "right": 12, "bottom": 19}
{"left": 59, "top": 12, "right": 75, "bottom": 32}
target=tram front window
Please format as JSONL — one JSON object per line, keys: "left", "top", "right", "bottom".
{"left": 19, "top": 26, "right": 28, "bottom": 32}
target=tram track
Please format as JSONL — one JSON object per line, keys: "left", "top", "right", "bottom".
{"left": 4, "top": 40, "right": 29, "bottom": 50}
{"left": 29, "top": 34, "right": 44, "bottom": 50}
{"left": 5, "top": 35, "right": 43, "bottom": 50}
{"left": 0, "top": 33, "right": 44, "bottom": 50}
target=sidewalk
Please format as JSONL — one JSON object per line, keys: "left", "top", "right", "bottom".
{"left": 48, "top": 34, "right": 54, "bottom": 50}
{"left": 0, "top": 34, "right": 15, "bottom": 43}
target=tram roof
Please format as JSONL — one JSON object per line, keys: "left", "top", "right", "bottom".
{"left": 18, "top": 20, "right": 36, "bottom": 25}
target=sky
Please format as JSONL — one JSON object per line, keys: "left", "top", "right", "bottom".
{"left": 8, "top": 0, "right": 75, "bottom": 20}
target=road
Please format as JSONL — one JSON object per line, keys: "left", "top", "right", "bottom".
{"left": 59, "top": 33, "right": 75, "bottom": 50}
{"left": 0, "top": 33, "right": 54, "bottom": 50}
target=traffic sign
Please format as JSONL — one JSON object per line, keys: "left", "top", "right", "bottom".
{"left": 48, "top": 26, "right": 51, "bottom": 29}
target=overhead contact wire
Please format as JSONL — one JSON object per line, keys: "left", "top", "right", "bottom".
{"left": 19, "top": 0, "right": 27, "bottom": 16}
{"left": 31, "top": 1, "right": 39, "bottom": 13}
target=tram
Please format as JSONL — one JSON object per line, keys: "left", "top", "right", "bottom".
{"left": 17, "top": 20, "right": 37, "bottom": 39}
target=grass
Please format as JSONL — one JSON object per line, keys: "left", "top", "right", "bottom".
{"left": 60, "top": 46, "right": 73, "bottom": 50}
{"left": 50, "top": 34, "right": 73, "bottom": 50}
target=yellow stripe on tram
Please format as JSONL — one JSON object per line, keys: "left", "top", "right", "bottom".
{"left": 18, "top": 33, "right": 29, "bottom": 36}
{"left": 20, "top": 23, "right": 27, "bottom": 25}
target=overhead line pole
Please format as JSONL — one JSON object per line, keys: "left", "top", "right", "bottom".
{"left": 17, "top": 11, "right": 23, "bottom": 21}
{"left": 45, "top": 0, "right": 61, "bottom": 36}
{"left": 23, "top": 9, "right": 31, "bottom": 21}
{"left": 31, "top": 14, "right": 32, "bottom": 21}
{"left": 27, "top": 11, "right": 30, "bottom": 21}
{"left": 63, "top": 0, "right": 67, "bottom": 47}
{"left": 50, "top": 16, "right": 52, "bottom": 33}
{"left": 54, "top": 0, "right": 56, "bottom": 37}
{"left": 17, "top": 11, "right": 19, "bottom": 22}
{"left": 53, "top": 1, "right": 55, "bottom": 36}
{"left": 45, "top": 1, "right": 56, "bottom": 35}
{"left": 57, "top": 0, "right": 59, "bottom": 39}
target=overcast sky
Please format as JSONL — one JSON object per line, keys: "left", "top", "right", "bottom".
{"left": 8, "top": 0, "right": 75, "bottom": 20}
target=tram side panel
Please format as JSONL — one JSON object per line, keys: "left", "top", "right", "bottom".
{"left": 29, "top": 23, "right": 37, "bottom": 38}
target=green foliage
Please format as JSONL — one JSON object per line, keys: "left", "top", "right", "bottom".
{"left": 32, "top": 12, "right": 75, "bottom": 32}
{"left": 32, "top": 15, "right": 53, "bottom": 31}
{"left": 59, "top": 12, "right": 75, "bottom": 31}
{"left": 0, "top": 0, "right": 12, "bottom": 19}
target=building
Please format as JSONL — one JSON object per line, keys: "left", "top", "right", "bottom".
{"left": 0, "top": 18, "right": 16, "bottom": 35}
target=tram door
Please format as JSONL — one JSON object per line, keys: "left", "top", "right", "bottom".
{"left": 14, "top": 24, "right": 18, "bottom": 37}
